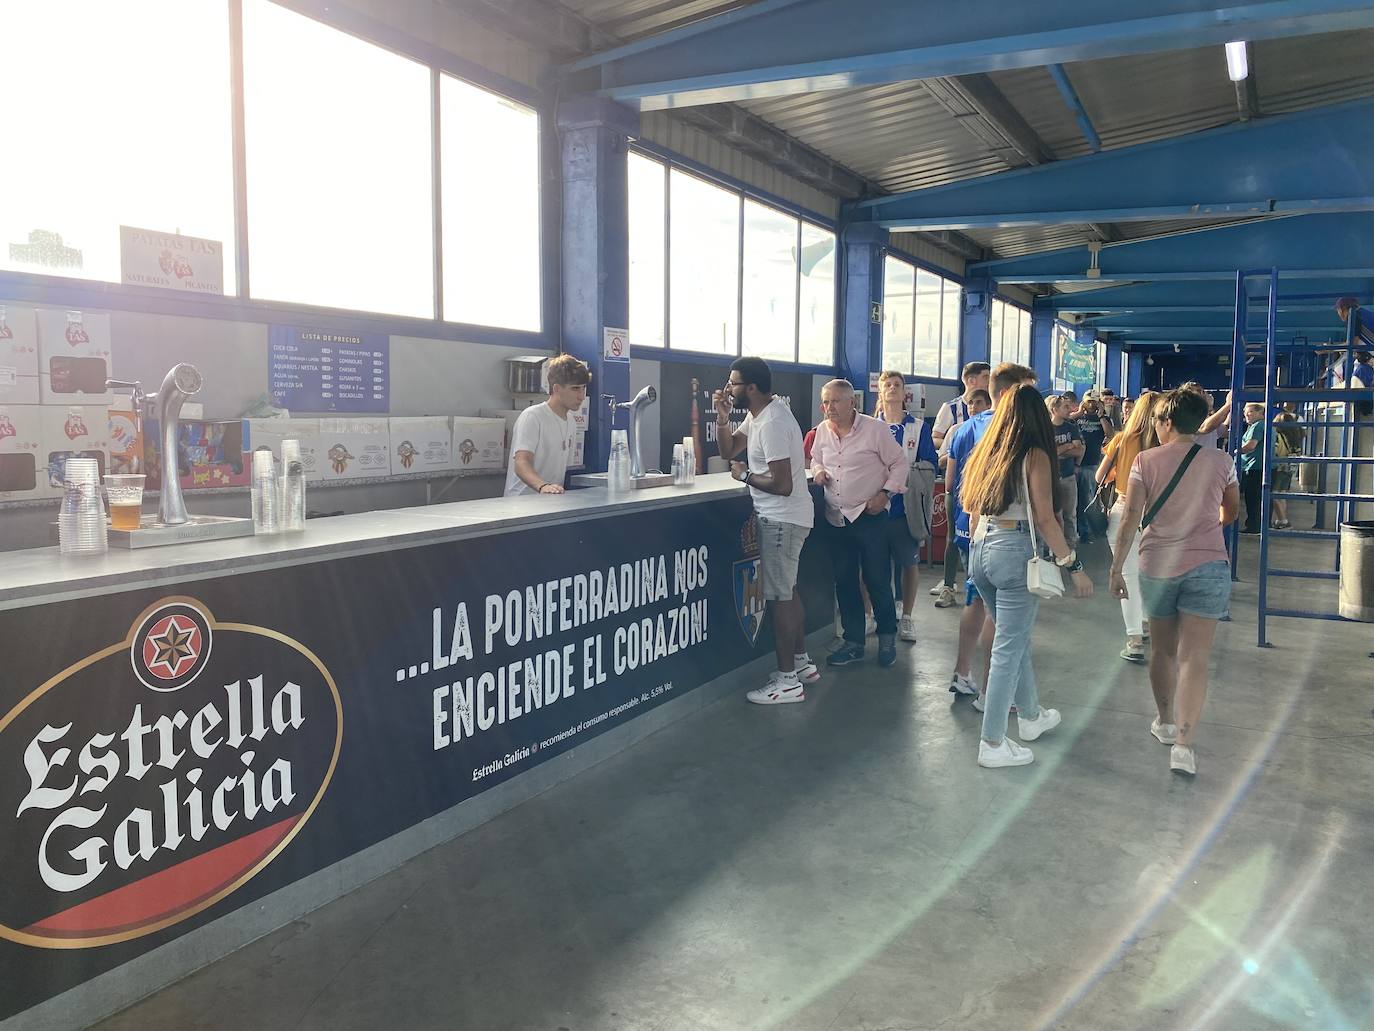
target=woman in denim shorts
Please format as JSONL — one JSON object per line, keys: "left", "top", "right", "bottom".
{"left": 960, "top": 384, "right": 1093, "bottom": 769}
{"left": 1109, "top": 388, "right": 1241, "bottom": 777}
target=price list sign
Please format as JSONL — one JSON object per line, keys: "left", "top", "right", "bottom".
{"left": 268, "top": 326, "right": 389, "bottom": 413}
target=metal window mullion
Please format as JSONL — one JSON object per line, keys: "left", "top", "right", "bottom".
{"left": 228, "top": 0, "right": 250, "bottom": 298}
{"left": 662, "top": 161, "right": 671, "bottom": 350}
{"left": 735, "top": 195, "right": 744, "bottom": 357}
{"left": 793, "top": 221, "right": 802, "bottom": 365}
{"left": 431, "top": 68, "right": 443, "bottom": 322}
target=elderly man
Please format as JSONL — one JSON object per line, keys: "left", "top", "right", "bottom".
{"left": 810, "top": 378, "right": 908, "bottom": 668}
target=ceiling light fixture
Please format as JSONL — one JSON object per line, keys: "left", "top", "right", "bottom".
{"left": 1225, "top": 41, "right": 1248, "bottom": 82}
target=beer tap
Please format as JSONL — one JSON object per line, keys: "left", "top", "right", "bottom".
{"left": 108, "top": 366, "right": 203, "bottom": 526}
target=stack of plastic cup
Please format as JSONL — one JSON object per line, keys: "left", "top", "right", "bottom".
{"left": 251, "top": 448, "right": 280, "bottom": 535}
{"left": 681, "top": 437, "right": 697, "bottom": 485}
{"left": 58, "top": 458, "right": 108, "bottom": 555}
{"left": 672, "top": 443, "right": 686, "bottom": 485}
{"left": 278, "top": 439, "right": 306, "bottom": 532}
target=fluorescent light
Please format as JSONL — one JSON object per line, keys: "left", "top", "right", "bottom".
{"left": 1225, "top": 40, "right": 1248, "bottom": 82}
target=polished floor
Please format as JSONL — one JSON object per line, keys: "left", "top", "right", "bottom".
{"left": 94, "top": 527, "right": 1374, "bottom": 1031}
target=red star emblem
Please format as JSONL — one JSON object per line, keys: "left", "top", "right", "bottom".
{"left": 142, "top": 614, "right": 201, "bottom": 680}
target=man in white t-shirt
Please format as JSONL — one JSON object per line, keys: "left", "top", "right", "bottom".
{"left": 714, "top": 356, "right": 816, "bottom": 705}
{"left": 503, "top": 354, "right": 590, "bottom": 497}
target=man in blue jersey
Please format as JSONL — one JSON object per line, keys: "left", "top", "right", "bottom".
{"left": 930, "top": 362, "right": 990, "bottom": 608}
{"left": 942, "top": 362, "right": 1038, "bottom": 701}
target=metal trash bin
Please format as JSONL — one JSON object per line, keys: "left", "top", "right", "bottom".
{"left": 1339, "top": 521, "right": 1374, "bottom": 622}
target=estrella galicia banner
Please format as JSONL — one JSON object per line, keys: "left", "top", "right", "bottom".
{"left": 0, "top": 496, "right": 829, "bottom": 1021}
{"left": 657, "top": 360, "right": 820, "bottom": 476}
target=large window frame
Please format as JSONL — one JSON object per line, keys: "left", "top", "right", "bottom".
{"left": 988, "top": 297, "right": 1031, "bottom": 367}
{"left": 627, "top": 146, "right": 838, "bottom": 370}
{"left": 0, "top": 0, "right": 551, "bottom": 344}
{"left": 880, "top": 253, "right": 963, "bottom": 381}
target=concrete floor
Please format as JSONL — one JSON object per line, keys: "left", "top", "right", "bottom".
{"left": 93, "top": 524, "right": 1374, "bottom": 1031}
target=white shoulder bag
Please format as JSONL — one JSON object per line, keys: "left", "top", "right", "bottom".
{"left": 1022, "top": 458, "right": 1065, "bottom": 599}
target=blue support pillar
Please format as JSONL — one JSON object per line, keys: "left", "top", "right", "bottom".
{"left": 961, "top": 276, "right": 991, "bottom": 365}
{"left": 1105, "top": 345, "right": 1122, "bottom": 396}
{"left": 1030, "top": 308, "right": 1055, "bottom": 387}
{"left": 841, "top": 222, "right": 888, "bottom": 399}
{"left": 559, "top": 97, "right": 638, "bottom": 473}
{"left": 1127, "top": 353, "right": 1144, "bottom": 396}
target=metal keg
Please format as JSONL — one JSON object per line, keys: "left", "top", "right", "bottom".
{"left": 1339, "top": 520, "right": 1374, "bottom": 622}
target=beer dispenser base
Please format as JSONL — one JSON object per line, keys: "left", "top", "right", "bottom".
{"left": 108, "top": 515, "right": 256, "bottom": 549}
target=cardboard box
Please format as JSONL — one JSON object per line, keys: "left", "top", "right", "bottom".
{"left": 452, "top": 417, "right": 507, "bottom": 471}
{"left": 0, "top": 305, "right": 40, "bottom": 405}
{"left": 248, "top": 419, "right": 322, "bottom": 481}
{"left": 317, "top": 418, "right": 391, "bottom": 480}
{"left": 39, "top": 405, "right": 111, "bottom": 495}
{"left": 389, "top": 417, "right": 457, "bottom": 474}
{"left": 144, "top": 419, "right": 251, "bottom": 491}
{"left": 0, "top": 405, "right": 47, "bottom": 500}
{"left": 37, "top": 309, "right": 113, "bottom": 406}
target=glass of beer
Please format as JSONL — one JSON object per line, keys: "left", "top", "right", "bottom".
{"left": 103, "top": 474, "right": 146, "bottom": 531}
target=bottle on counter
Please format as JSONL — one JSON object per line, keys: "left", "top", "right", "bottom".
{"left": 251, "top": 448, "right": 280, "bottom": 534}
{"left": 279, "top": 439, "right": 306, "bottom": 532}
{"left": 58, "top": 457, "right": 108, "bottom": 556}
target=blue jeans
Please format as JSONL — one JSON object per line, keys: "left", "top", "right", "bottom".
{"left": 970, "top": 525, "right": 1044, "bottom": 744}
{"left": 830, "top": 511, "right": 898, "bottom": 643}
{"left": 1077, "top": 463, "right": 1103, "bottom": 538}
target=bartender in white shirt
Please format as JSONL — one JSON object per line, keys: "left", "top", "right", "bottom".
{"left": 503, "top": 355, "right": 590, "bottom": 496}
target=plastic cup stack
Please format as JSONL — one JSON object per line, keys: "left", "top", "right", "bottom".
{"left": 279, "top": 439, "right": 306, "bottom": 533}
{"left": 681, "top": 436, "right": 696, "bottom": 486}
{"left": 252, "top": 448, "right": 280, "bottom": 535}
{"left": 671, "top": 443, "right": 686, "bottom": 485}
{"left": 58, "top": 458, "right": 108, "bottom": 555}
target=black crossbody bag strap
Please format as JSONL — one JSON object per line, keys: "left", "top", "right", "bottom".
{"left": 1141, "top": 444, "right": 1202, "bottom": 530}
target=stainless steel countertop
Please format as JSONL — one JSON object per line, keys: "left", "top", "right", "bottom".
{"left": 0, "top": 474, "right": 748, "bottom": 610}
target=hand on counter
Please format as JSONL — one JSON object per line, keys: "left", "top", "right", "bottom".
{"left": 729, "top": 461, "right": 748, "bottom": 482}
{"left": 537, "top": 483, "right": 566, "bottom": 494}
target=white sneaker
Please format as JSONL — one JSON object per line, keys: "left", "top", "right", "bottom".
{"left": 949, "top": 672, "right": 977, "bottom": 696}
{"left": 1170, "top": 744, "right": 1196, "bottom": 775}
{"left": 929, "top": 584, "right": 943, "bottom": 596}
{"left": 746, "top": 674, "right": 804, "bottom": 705}
{"left": 978, "top": 738, "right": 1034, "bottom": 768}
{"left": 793, "top": 655, "right": 821, "bottom": 683}
{"left": 898, "top": 617, "right": 917, "bottom": 642}
{"left": 933, "top": 585, "right": 957, "bottom": 608}
{"left": 972, "top": 692, "right": 985, "bottom": 712}
{"left": 864, "top": 614, "right": 877, "bottom": 636}
{"left": 1150, "top": 718, "right": 1178, "bottom": 745}
{"left": 1017, "top": 707, "right": 1062, "bottom": 741}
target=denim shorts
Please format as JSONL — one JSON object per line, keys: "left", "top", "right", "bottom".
{"left": 757, "top": 515, "right": 810, "bottom": 601}
{"left": 1138, "top": 560, "right": 1232, "bottom": 620}
{"left": 885, "top": 516, "right": 920, "bottom": 568}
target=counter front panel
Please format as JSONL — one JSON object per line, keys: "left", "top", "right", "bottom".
{"left": 0, "top": 493, "right": 831, "bottom": 1021}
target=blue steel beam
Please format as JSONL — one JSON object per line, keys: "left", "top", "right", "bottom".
{"left": 971, "top": 212, "right": 1374, "bottom": 283}
{"left": 1041, "top": 278, "right": 1374, "bottom": 313}
{"left": 851, "top": 99, "right": 1374, "bottom": 230}
{"left": 567, "top": 1, "right": 1374, "bottom": 110}
{"left": 1046, "top": 63, "right": 1101, "bottom": 153}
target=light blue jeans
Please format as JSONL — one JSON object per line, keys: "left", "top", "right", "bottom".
{"left": 970, "top": 525, "right": 1045, "bottom": 744}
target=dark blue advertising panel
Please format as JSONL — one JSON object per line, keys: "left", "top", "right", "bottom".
{"left": 268, "top": 326, "right": 389, "bottom": 413}
{"left": 0, "top": 497, "right": 830, "bottom": 1020}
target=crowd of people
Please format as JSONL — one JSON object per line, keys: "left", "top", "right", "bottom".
{"left": 717, "top": 355, "right": 1260, "bottom": 779}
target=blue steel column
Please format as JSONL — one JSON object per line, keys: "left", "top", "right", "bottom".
{"left": 1228, "top": 272, "right": 1247, "bottom": 579}
{"left": 1258, "top": 269, "right": 1279, "bottom": 646}
{"left": 1029, "top": 306, "right": 1054, "bottom": 386}
{"left": 963, "top": 277, "right": 992, "bottom": 365}
{"left": 1127, "top": 352, "right": 1144, "bottom": 396}
{"left": 559, "top": 97, "right": 637, "bottom": 474}
{"left": 840, "top": 222, "right": 887, "bottom": 397}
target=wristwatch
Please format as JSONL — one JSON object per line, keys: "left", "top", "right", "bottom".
{"left": 1054, "top": 549, "right": 1078, "bottom": 568}
{"left": 736, "top": 468, "right": 751, "bottom": 484}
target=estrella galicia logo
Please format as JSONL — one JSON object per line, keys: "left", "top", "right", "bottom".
{"left": 732, "top": 514, "right": 765, "bottom": 647}
{"left": 0, "top": 596, "right": 342, "bottom": 949}
{"left": 131, "top": 601, "right": 212, "bottom": 692}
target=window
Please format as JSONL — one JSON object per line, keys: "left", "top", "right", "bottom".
{"left": 669, "top": 169, "right": 740, "bottom": 354}
{"left": 741, "top": 200, "right": 798, "bottom": 363}
{"left": 1120, "top": 353, "right": 1130, "bottom": 397}
{"left": 244, "top": 0, "right": 433, "bottom": 317}
{"left": 0, "top": 2, "right": 236, "bottom": 290}
{"left": 989, "top": 299, "right": 1030, "bottom": 366}
{"left": 882, "top": 255, "right": 960, "bottom": 378}
{"left": 1095, "top": 340, "right": 1108, "bottom": 389}
{"left": 441, "top": 75, "right": 540, "bottom": 330}
{"left": 882, "top": 258, "right": 915, "bottom": 374}
{"left": 627, "top": 150, "right": 836, "bottom": 365}
{"left": 798, "top": 223, "right": 836, "bottom": 366}
{"left": 628, "top": 152, "right": 666, "bottom": 348}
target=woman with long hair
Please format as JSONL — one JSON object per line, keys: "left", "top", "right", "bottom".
{"left": 1271, "top": 412, "right": 1305, "bottom": 529}
{"left": 1097, "top": 391, "right": 1161, "bottom": 662}
{"left": 961, "top": 383, "right": 1094, "bottom": 768}
{"left": 1109, "top": 388, "right": 1241, "bottom": 776}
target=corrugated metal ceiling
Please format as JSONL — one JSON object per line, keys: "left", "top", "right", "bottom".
{"left": 557, "top": 0, "right": 757, "bottom": 39}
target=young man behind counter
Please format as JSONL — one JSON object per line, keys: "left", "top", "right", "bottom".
{"left": 503, "top": 355, "right": 591, "bottom": 497}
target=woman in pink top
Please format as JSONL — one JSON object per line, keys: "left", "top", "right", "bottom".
{"left": 1108, "top": 388, "right": 1241, "bottom": 777}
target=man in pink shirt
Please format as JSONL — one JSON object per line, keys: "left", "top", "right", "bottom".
{"left": 810, "top": 378, "right": 908, "bottom": 668}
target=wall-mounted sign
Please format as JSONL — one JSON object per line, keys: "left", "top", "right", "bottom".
{"left": 119, "top": 227, "right": 224, "bottom": 295}
{"left": 870, "top": 302, "right": 883, "bottom": 325}
{"left": 603, "top": 326, "right": 629, "bottom": 363}
{"left": 268, "top": 327, "right": 389, "bottom": 414}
